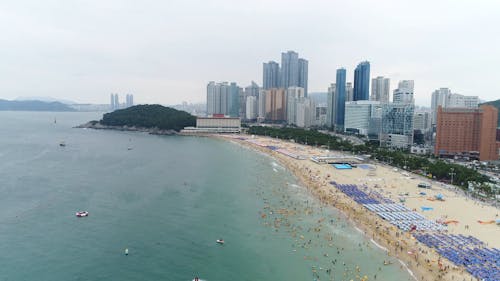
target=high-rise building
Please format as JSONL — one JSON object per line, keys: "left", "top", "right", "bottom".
{"left": 281, "top": 51, "right": 299, "bottom": 90}
{"left": 228, "top": 82, "right": 240, "bottom": 117}
{"left": 431, "top": 88, "right": 451, "bottom": 125}
{"left": 435, "top": 105, "right": 498, "bottom": 161}
{"left": 334, "top": 68, "right": 347, "bottom": 130}
{"left": 381, "top": 103, "right": 415, "bottom": 148}
{"left": 298, "top": 58, "right": 308, "bottom": 96}
{"left": 286, "top": 87, "right": 306, "bottom": 125}
{"left": 265, "top": 88, "right": 286, "bottom": 121}
{"left": 353, "top": 61, "right": 370, "bottom": 101}
{"left": 263, "top": 62, "right": 280, "bottom": 90}
{"left": 206, "top": 82, "right": 217, "bottom": 115}
{"left": 393, "top": 80, "right": 414, "bottom": 104}
{"left": 326, "top": 83, "right": 336, "bottom": 128}
{"left": 110, "top": 93, "right": 115, "bottom": 111}
{"left": 413, "top": 111, "right": 431, "bottom": 132}
{"left": 371, "top": 76, "right": 390, "bottom": 103}
{"left": 125, "top": 94, "right": 134, "bottom": 108}
{"left": 295, "top": 98, "right": 315, "bottom": 128}
{"left": 344, "top": 101, "right": 382, "bottom": 136}
{"left": 206, "top": 81, "right": 240, "bottom": 117}
{"left": 241, "top": 81, "right": 260, "bottom": 118}
{"left": 279, "top": 51, "right": 308, "bottom": 95}
{"left": 258, "top": 89, "right": 267, "bottom": 122}
{"left": 431, "top": 88, "right": 479, "bottom": 125}
{"left": 245, "top": 96, "right": 258, "bottom": 120}
{"left": 346, "top": 82, "right": 354, "bottom": 102}
{"left": 447, "top": 93, "right": 479, "bottom": 108}
{"left": 315, "top": 105, "right": 328, "bottom": 127}
{"left": 113, "top": 94, "right": 119, "bottom": 110}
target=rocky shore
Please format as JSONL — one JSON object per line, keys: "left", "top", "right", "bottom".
{"left": 75, "top": 121, "right": 178, "bottom": 135}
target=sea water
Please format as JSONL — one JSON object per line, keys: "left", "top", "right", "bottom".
{"left": 0, "top": 112, "right": 414, "bottom": 281}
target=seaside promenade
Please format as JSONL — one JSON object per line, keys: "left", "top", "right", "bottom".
{"left": 221, "top": 134, "right": 500, "bottom": 281}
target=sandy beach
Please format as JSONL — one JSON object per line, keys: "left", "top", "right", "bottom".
{"left": 219, "top": 134, "right": 500, "bottom": 281}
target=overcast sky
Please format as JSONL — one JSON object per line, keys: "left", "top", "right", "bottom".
{"left": 1, "top": 0, "right": 499, "bottom": 106}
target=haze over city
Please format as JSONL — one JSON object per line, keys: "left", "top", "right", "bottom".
{"left": 1, "top": 0, "right": 499, "bottom": 106}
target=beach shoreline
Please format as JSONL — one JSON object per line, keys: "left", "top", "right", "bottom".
{"left": 217, "top": 134, "right": 495, "bottom": 281}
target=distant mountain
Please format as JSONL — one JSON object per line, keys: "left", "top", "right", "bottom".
{"left": 100, "top": 104, "right": 196, "bottom": 131}
{"left": 0, "top": 99, "right": 76, "bottom": 111}
{"left": 15, "top": 96, "right": 76, "bottom": 105}
{"left": 480, "top": 99, "right": 500, "bottom": 125}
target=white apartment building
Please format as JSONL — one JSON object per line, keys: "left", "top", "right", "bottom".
{"left": 245, "top": 96, "right": 258, "bottom": 120}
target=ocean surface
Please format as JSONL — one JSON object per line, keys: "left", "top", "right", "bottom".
{"left": 0, "top": 112, "right": 414, "bottom": 281}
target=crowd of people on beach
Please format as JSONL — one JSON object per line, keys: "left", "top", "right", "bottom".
{"left": 228, "top": 135, "right": 498, "bottom": 281}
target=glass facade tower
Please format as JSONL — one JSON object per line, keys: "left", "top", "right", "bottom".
{"left": 353, "top": 61, "right": 370, "bottom": 101}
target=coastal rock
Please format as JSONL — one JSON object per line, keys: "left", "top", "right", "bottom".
{"left": 75, "top": 121, "right": 177, "bottom": 135}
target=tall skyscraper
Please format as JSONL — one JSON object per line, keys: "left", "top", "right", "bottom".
{"left": 206, "top": 81, "right": 217, "bottom": 115}
{"left": 295, "top": 98, "right": 315, "bottom": 128}
{"left": 298, "top": 58, "right": 308, "bottom": 96}
{"left": 241, "top": 81, "right": 260, "bottom": 118}
{"left": 353, "top": 61, "right": 370, "bottom": 101}
{"left": 393, "top": 80, "right": 414, "bottom": 104}
{"left": 263, "top": 61, "right": 280, "bottom": 90}
{"left": 278, "top": 51, "right": 308, "bottom": 95}
{"left": 110, "top": 93, "right": 115, "bottom": 111}
{"left": 125, "top": 94, "right": 134, "bottom": 108}
{"left": 431, "top": 88, "right": 451, "bottom": 125}
{"left": 206, "top": 81, "right": 240, "bottom": 117}
{"left": 265, "top": 88, "right": 286, "bottom": 121}
{"left": 113, "top": 94, "right": 119, "bottom": 110}
{"left": 371, "top": 76, "right": 390, "bottom": 103}
{"left": 334, "top": 68, "right": 347, "bottom": 130}
{"left": 245, "top": 96, "right": 258, "bottom": 120}
{"left": 258, "top": 89, "right": 267, "bottom": 122}
{"left": 346, "top": 82, "right": 354, "bottom": 102}
{"left": 326, "top": 83, "right": 336, "bottom": 128}
{"left": 228, "top": 82, "right": 240, "bottom": 117}
{"left": 286, "top": 87, "right": 306, "bottom": 125}
{"left": 280, "top": 51, "right": 299, "bottom": 90}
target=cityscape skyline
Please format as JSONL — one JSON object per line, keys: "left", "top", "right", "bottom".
{"left": 0, "top": 0, "right": 499, "bottom": 106}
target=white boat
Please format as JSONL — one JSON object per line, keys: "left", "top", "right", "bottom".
{"left": 125, "top": 248, "right": 129, "bottom": 255}
{"left": 75, "top": 211, "right": 89, "bottom": 217}
{"left": 216, "top": 239, "right": 224, "bottom": 244}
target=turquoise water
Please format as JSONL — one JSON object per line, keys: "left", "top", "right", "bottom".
{"left": 0, "top": 112, "right": 414, "bottom": 281}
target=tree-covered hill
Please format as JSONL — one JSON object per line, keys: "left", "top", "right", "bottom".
{"left": 100, "top": 104, "right": 196, "bottom": 131}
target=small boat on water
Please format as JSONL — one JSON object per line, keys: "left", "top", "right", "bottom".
{"left": 216, "top": 239, "right": 224, "bottom": 244}
{"left": 59, "top": 141, "right": 66, "bottom": 147}
{"left": 75, "top": 211, "right": 89, "bottom": 217}
{"left": 125, "top": 248, "right": 129, "bottom": 255}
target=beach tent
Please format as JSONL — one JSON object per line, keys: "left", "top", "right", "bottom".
{"left": 435, "top": 194, "right": 444, "bottom": 201}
